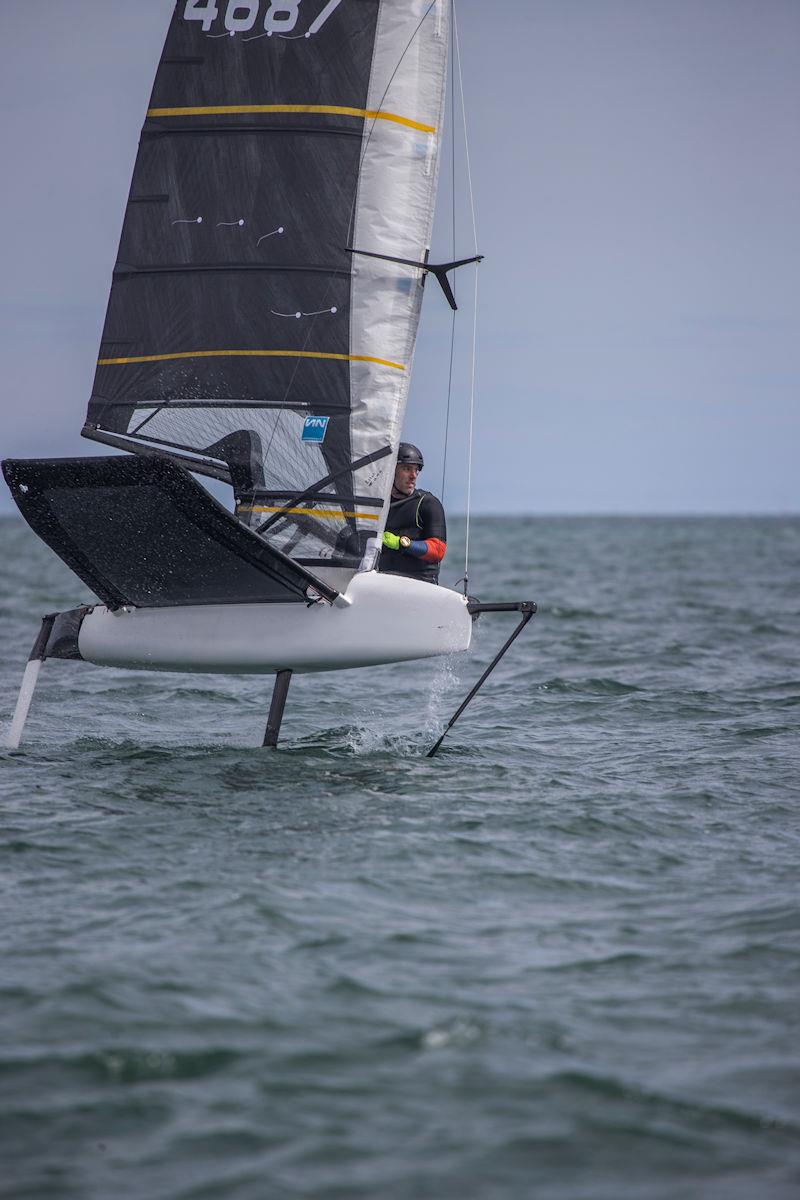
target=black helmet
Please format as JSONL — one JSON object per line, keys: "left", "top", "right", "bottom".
{"left": 397, "top": 442, "right": 424, "bottom": 469}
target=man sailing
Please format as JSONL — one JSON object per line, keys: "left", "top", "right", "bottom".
{"left": 378, "top": 443, "right": 447, "bottom": 584}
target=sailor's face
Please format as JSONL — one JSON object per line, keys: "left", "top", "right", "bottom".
{"left": 394, "top": 463, "right": 419, "bottom": 495}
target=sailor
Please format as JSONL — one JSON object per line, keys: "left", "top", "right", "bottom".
{"left": 378, "top": 443, "right": 447, "bottom": 584}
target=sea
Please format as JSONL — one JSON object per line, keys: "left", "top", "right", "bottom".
{"left": 1, "top": 514, "right": 798, "bottom": 1200}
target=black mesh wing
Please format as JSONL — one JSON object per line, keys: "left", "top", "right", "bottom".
{"left": 2, "top": 455, "right": 336, "bottom": 609}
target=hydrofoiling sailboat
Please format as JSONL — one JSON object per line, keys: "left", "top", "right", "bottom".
{"left": 4, "top": 0, "right": 534, "bottom": 751}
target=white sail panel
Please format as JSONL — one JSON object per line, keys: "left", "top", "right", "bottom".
{"left": 349, "top": 0, "right": 450, "bottom": 536}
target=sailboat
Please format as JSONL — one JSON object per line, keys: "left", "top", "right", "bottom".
{"left": 3, "top": 0, "right": 534, "bottom": 751}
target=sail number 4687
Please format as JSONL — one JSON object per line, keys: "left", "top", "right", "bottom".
{"left": 183, "top": 0, "right": 343, "bottom": 36}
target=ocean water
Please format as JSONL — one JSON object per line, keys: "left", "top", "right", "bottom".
{"left": 1, "top": 513, "right": 798, "bottom": 1199}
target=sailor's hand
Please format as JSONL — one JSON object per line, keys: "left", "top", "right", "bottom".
{"left": 382, "top": 531, "right": 401, "bottom": 551}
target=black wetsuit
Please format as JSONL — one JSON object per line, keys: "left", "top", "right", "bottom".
{"left": 377, "top": 488, "right": 447, "bottom": 584}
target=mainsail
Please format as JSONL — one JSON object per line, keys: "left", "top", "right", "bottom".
{"left": 84, "top": 0, "right": 450, "bottom": 570}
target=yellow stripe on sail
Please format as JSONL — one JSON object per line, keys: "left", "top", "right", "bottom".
{"left": 97, "top": 349, "right": 405, "bottom": 371}
{"left": 147, "top": 103, "right": 436, "bottom": 135}
{"left": 237, "top": 506, "right": 380, "bottom": 521}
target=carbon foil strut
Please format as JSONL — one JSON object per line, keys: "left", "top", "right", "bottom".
{"left": 4, "top": 613, "right": 57, "bottom": 750}
{"left": 263, "top": 670, "right": 293, "bottom": 748}
{"left": 427, "top": 601, "right": 536, "bottom": 758}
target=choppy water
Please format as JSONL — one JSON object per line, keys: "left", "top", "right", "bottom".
{"left": 1, "top": 514, "right": 799, "bottom": 1199}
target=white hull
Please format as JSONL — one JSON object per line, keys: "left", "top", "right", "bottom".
{"left": 77, "top": 572, "right": 472, "bottom": 674}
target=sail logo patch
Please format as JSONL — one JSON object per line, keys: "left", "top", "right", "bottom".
{"left": 302, "top": 416, "right": 329, "bottom": 443}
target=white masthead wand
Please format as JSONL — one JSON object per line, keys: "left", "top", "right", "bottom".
{"left": 427, "top": 601, "right": 536, "bottom": 757}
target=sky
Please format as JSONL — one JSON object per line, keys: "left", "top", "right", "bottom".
{"left": 0, "top": 0, "right": 797, "bottom": 514}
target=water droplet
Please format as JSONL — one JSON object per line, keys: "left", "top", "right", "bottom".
{"left": 423, "top": 1029, "right": 450, "bottom": 1049}
{"left": 295, "top": 312, "right": 302, "bottom": 319}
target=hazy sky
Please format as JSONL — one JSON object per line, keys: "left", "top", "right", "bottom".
{"left": 1, "top": 0, "right": 797, "bottom": 513}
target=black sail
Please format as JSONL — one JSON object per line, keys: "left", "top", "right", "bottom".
{"left": 85, "top": 1, "right": 450, "bottom": 570}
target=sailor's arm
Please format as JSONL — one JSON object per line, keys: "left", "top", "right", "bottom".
{"left": 416, "top": 493, "right": 447, "bottom": 561}
{"left": 402, "top": 534, "right": 446, "bottom": 562}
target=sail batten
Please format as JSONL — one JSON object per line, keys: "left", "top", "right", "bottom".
{"left": 147, "top": 103, "right": 436, "bottom": 133}
{"left": 86, "top": 0, "right": 449, "bottom": 572}
{"left": 97, "top": 350, "right": 405, "bottom": 370}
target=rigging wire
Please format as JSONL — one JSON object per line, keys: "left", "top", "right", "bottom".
{"left": 440, "top": 1, "right": 457, "bottom": 504}
{"left": 453, "top": 0, "right": 480, "bottom": 593}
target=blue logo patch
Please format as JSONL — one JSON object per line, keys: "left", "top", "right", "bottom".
{"left": 301, "top": 416, "right": 329, "bottom": 443}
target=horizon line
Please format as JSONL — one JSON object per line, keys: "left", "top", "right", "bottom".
{"left": 2, "top": 508, "right": 798, "bottom": 520}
